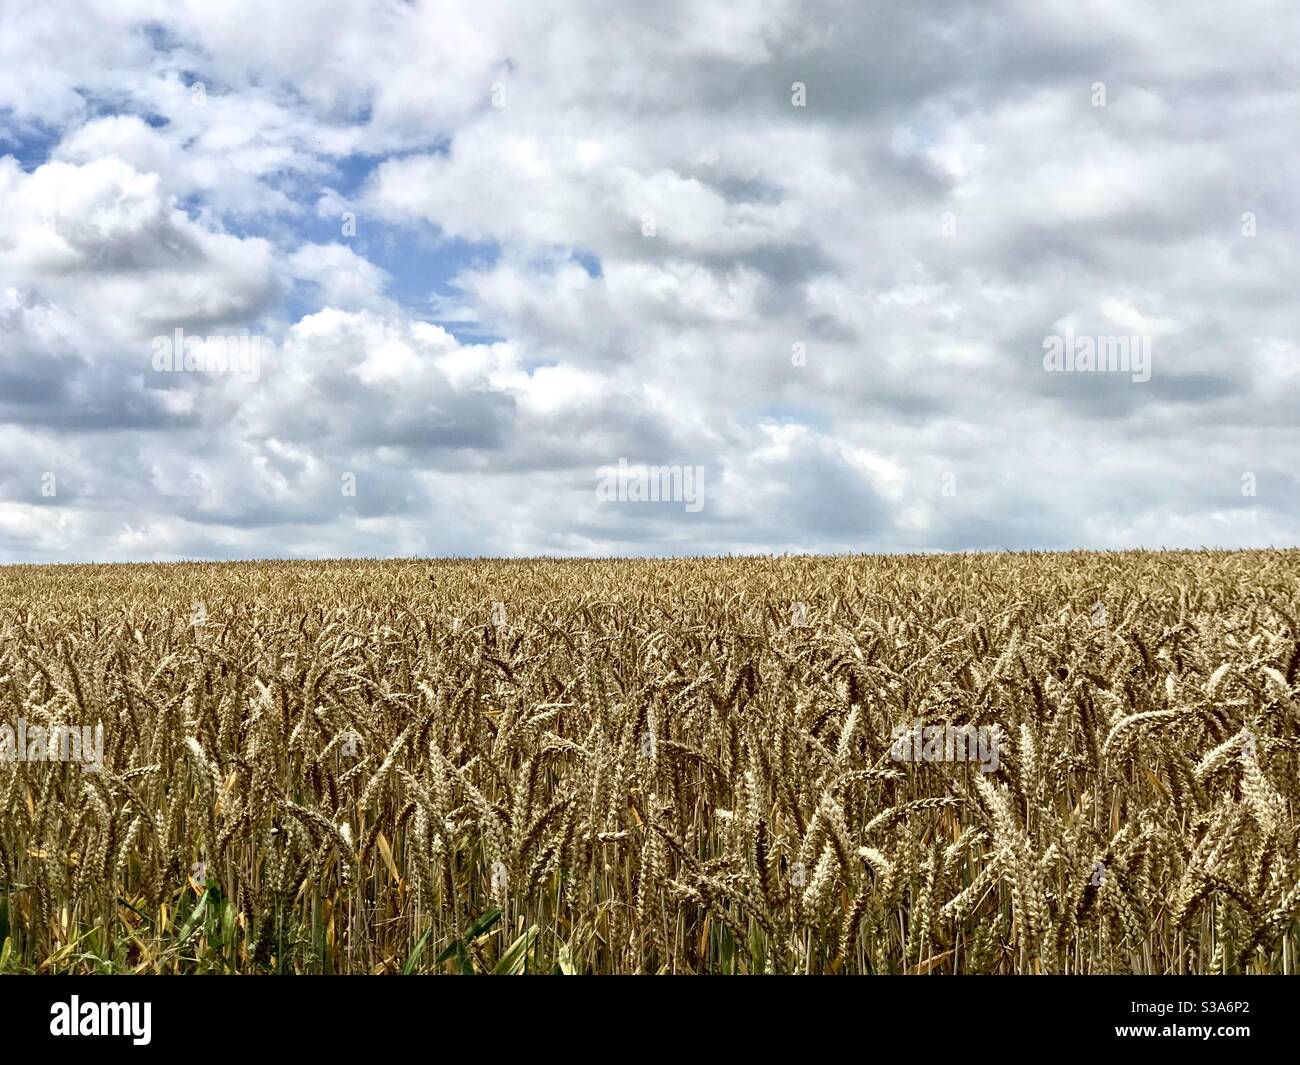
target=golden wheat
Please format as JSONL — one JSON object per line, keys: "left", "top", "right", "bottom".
{"left": 0, "top": 549, "right": 1297, "bottom": 974}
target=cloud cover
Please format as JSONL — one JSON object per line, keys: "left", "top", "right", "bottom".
{"left": 1, "top": 0, "right": 1297, "bottom": 562}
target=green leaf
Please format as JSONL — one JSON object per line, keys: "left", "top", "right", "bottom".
{"left": 435, "top": 939, "right": 473, "bottom": 974}
{"left": 403, "top": 927, "right": 434, "bottom": 975}
{"left": 175, "top": 890, "right": 209, "bottom": 945}
{"left": 465, "top": 907, "right": 502, "bottom": 941}
{"left": 492, "top": 925, "right": 538, "bottom": 975}
{"left": 748, "top": 923, "right": 765, "bottom": 974}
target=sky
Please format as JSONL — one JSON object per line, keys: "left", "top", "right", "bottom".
{"left": 0, "top": 0, "right": 1297, "bottom": 563}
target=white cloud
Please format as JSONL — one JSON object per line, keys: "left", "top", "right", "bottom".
{"left": 2, "top": 0, "right": 1298, "bottom": 562}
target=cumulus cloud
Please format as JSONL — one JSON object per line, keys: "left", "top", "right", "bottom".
{"left": 1, "top": 0, "right": 1297, "bottom": 562}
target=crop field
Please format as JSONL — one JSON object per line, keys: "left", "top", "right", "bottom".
{"left": 0, "top": 550, "right": 1298, "bottom": 975}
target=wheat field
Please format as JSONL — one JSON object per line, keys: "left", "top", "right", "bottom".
{"left": 0, "top": 550, "right": 1297, "bottom": 974}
